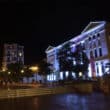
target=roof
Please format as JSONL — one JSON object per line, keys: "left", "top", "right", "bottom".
{"left": 81, "top": 21, "right": 105, "bottom": 34}
{"left": 45, "top": 45, "right": 55, "bottom": 53}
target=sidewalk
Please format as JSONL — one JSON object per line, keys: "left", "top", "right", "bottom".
{"left": 0, "top": 83, "right": 42, "bottom": 90}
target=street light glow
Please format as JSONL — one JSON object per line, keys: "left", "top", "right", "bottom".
{"left": 79, "top": 72, "right": 82, "bottom": 77}
{"left": 29, "top": 66, "right": 39, "bottom": 72}
{"left": 2, "top": 68, "right": 6, "bottom": 72}
{"left": 8, "top": 71, "right": 11, "bottom": 75}
{"left": 21, "top": 70, "right": 24, "bottom": 73}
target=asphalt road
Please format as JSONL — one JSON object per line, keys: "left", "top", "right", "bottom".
{"left": 0, "top": 93, "right": 110, "bottom": 110}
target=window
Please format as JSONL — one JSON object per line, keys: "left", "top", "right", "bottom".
{"left": 94, "top": 49, "right": 97, "bottom": 58}
{"left": 99, "top": 47, "right": 102, "bottom": 57}
{"left": 98, "top": 39, "right": 101, "bottom": 46}
{"left": 7, "top": 46, "right": 10, "bottom": 49}
{"left": 7, "top": 57, "right": 10, "bottom": 62}
{"left": 101, "top": 62, "right": 105, "bottom": 74}
{"left": 93, "top": 41, "right": 96, "bottom": 48}
{"left": 93, "top": 35, "right": 96, "bottom": 39}
{"left": 86, "top": 38, "right": 89, "bottom": 43}
{"left": 90, "top": 51, "right": 94, "bottom": 59}
{"left": 7, "top": 51, "right": 10, "bottom": 56}
{"left": 96, "top": 63, "right": 99, "bottom": 75}
{"left": 89, "top": 37, "right": 91, "bottom": 41}
{"left": 19, "top": 52, "right": 22, "bottom": 56}
{"left": 97, "top": 33, "right": 100, "bottom": 37}
{"left": 73, "top": 60, "right": 76, "bottom": 65}
{"left": 81, "top": 43, "right": 85, "bottom": 50}
{"left": 89, "top": 42, "right": 92, "bottom": 49}
{"left": 13, "top": 57, "right": 16, "bottom": 61}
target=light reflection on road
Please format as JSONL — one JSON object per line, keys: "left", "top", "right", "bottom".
{"left": 0, "top": 93, "right": 110, "bottom": 110}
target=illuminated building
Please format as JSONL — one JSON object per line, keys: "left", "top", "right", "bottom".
{"left": 45, "top": 21, "right": 110, "bottom": 80}
{"left": 2, "top": 43, "right": 24, "bottom": 70}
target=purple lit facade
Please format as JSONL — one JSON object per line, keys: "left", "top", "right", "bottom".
{"left": 45, "top": 21, "right": 110, "bottom": 81}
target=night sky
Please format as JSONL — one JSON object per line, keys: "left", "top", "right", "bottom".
{"left": 0, "top": 1, "right": 110, "bottom": 64}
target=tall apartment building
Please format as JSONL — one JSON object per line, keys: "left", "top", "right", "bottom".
{"left": 45, "top": 21, "right": 110, "bottom": 81}
{"left": 2, "top": 43, "right": 24, "bottom": 70}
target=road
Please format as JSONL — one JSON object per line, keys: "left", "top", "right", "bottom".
{"left": 0, "top": 93, "right": 110, "bottom": 110}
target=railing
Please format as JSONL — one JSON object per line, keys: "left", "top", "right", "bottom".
{"left": 0, "top": 83, "right": 93, "bottom": 99}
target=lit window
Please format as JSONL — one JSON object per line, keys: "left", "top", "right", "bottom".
{"left": 51, "top": 74, "right": 54, "bottom": 81}
{"left": 79, "top": 72, "right": 82, "bottom": 77}
{"left": 99, "top": 63, "right": 103, "bottom": 76}
{"left": 60, "top": 72, "right": 63, "bottom": 80}
{"left": 53, "top": 75, "right": 56, "bottom": 80}
{"left": 73, "top": 60, "right": 76, "bottom": 65}
{"left": 50, "top": 75, "right": 52, "bottom": 81}
{"left": 19, "top": 53, "right": 22, "bottom": 56}
{"left": 80, "top": 61, "right": 83, "bottom": 65}
{"left": 47, "top": 75, "right": 50, "bottom": 81}
{"left": 105, "top": 68, "right": 109, "bottom": 73}
{"left": 66, "top": 71, "right": 69, "bottom": 77}
{"left": 72, "top": 72, "right": 75, "bottom": 78}
{"left": 88, "top": 65, "right": 92, "bottom": 77}
{"left": 81, "top": 40, "right": 85, "bottom": 44}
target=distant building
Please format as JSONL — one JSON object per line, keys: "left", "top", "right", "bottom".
{"left": 2, "top": 43, "right": 24, "bottom": 70}
{"left": 45, "top": 21, "right": 110, "bottom": 81}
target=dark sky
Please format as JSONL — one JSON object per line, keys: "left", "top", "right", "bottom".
{"left": 0, "top": 1, "right": 110, "bottom": 64}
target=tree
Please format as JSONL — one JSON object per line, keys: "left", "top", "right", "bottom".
{"left": 7, "top": 63, "right": 24, "bottom": 82}
{"left": 57, "top": 41, "right": 73, "bottom": 80}
{"left": 38, "top": 59, "right": 52, "bottom": 76}
{"left": 0, "top": 71, "right": 10, "bottom": 83}
{"left": 72, "top": 44, "right": 89, "bottom": 79}
{"left": 23, "top": 66, "right": 34, "bottom": 82}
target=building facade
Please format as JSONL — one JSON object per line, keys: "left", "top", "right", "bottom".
{"left": 45, "top": 21, "right": 110, "bottom": 81}
{"left": 2, "top": 43, "right": 24, "bottom": 70}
